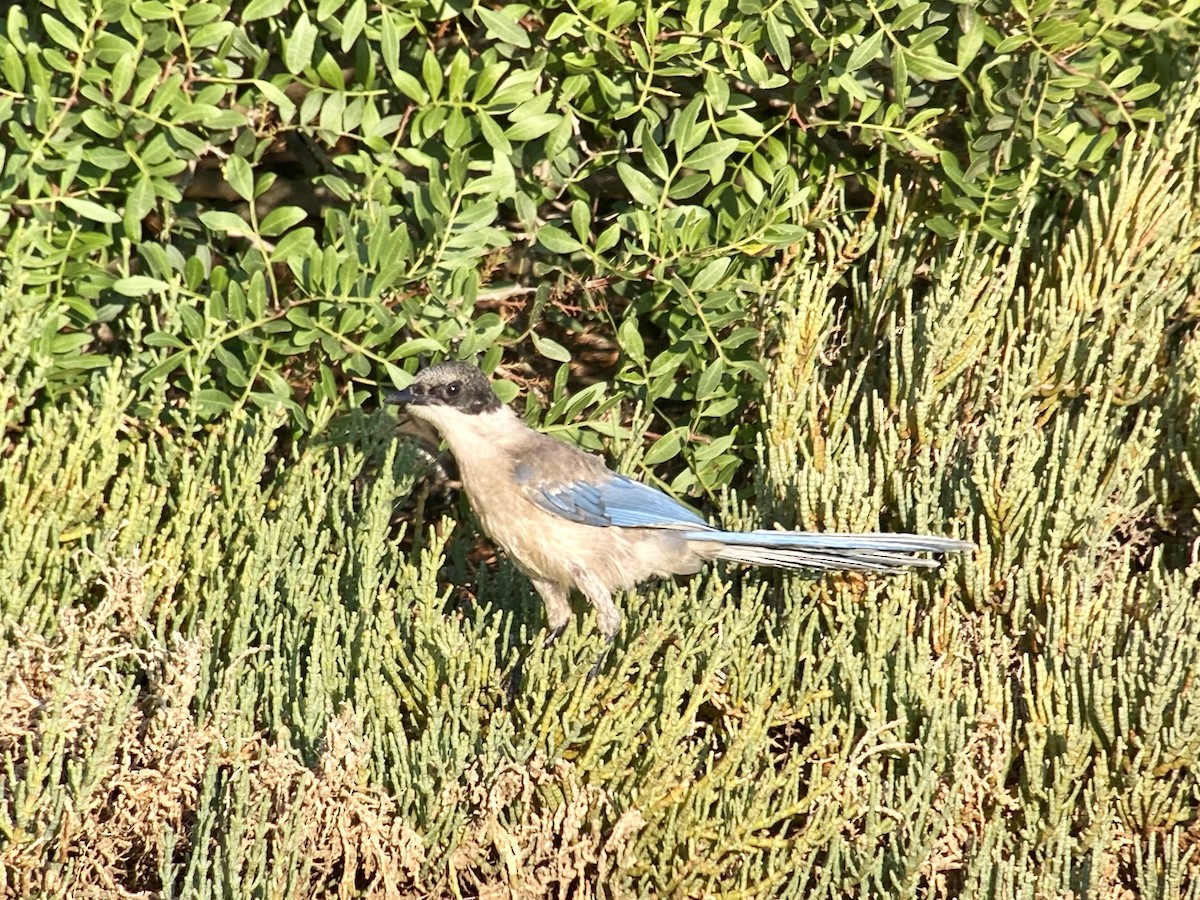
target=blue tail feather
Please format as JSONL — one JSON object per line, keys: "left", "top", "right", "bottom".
{"left": 682, "top": 528, "right": 972, "bottom": 573}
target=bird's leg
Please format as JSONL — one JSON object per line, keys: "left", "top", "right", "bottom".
{"left": 532, "top": 578, "right": 573, "bottom": 646}
{"left": 571, "top": 568, "right": 620, "bottom": 679}
{"left": 571, "top": 567, "right": 622, "bottom": 641}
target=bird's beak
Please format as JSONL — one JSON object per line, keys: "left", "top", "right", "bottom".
{"left": 386, "top": 387, "right": 416, "bottom": 405}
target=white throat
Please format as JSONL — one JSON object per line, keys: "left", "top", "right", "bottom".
{"left": 408, "top": 403, "right": 522, "bottom": 462}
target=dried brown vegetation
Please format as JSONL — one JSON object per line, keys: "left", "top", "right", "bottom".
{"left": 0, "top": 558, "right": 431, "bottom": 900}
{"left": 0, "top": 558, "right": 652, "bottom": 900}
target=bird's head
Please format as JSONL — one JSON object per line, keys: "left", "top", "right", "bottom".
{"left": 386, "top": 361, "right": 503, "bottom": 426}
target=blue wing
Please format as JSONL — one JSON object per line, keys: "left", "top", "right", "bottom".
{"left": 516, "top": 463, "right": 712, "bottom": 531}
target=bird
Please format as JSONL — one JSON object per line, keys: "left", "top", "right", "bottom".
{"left": 387, "top": 360, "right": 972, "bottom": 644}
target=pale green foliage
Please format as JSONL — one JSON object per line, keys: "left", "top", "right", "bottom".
{"left": 752, "top": 101, "right": 1200, "bottom": 894}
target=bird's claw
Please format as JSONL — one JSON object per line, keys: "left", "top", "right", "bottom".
{"left": 585, "top": 633, "right": 616, "bottom": 681}
{"left": 544, "top": 623, "right": 568, "bottom": 646}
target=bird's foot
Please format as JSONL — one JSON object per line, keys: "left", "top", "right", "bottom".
{"left": 544, "top": 622, "right": 569, "bottom": 647}
{"left": 503, "top": 658, "right": 524, "bottom": 699}
{"left": 586, "top": 653, "right": 606, "bottom": 682}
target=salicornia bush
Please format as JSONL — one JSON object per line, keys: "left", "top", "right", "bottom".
{"left": 1, "top": 0, "right": 1196, "bottom": 491}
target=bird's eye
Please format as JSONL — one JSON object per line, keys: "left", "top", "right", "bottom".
{"left": 446, "top": 382, "right": 461, "bottom": 397}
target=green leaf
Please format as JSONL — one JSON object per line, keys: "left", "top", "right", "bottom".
{"left": 505, "top": 113, "right": 561, "bottom": 142}
{"left": 695, "top": 359, "right": 725, "bottom": 400}
{"left": 195, "top": 388, "right": 235, "bottom": 413}
{"left": 135, "top": 347, "right": 184, "bottom": 383}
{"left": 144, "top": 332, "right": 188, "bottom": 349}
{"left": 271, "top": 227, "right": 316, "bottom": 262}
{"left": 318, "top": 90, "right": 345, "bottom": 133}
{"left": 123, "top": 175, "right": 155, "bottom": 236}
{"left": 536, "top": 225, "right": 582, "bottom": 254}
{"left": 618, "top": 317, "right": 645, "bottom": 365}
{"left": 200, "top": 210, "right": 250, "bottom": 233}
{"left": 316, "top": 0, "right": 344, "bottom": 20}
{"left": 391, "top": 68, "right": 428, "bottom": 103}
{"left": 846, "top": 30, "right": 883, "bottom": 73}
{"left": 113, "top": 275, "right": 170, "bottom": 296}
{"left": 61, "top": 197, "right": 121, "bottom": 223}
{"left": 259, "top": 206, "right": 308, "bottom": 236}
{"left": 477, "top": 7, "right": 531, "bottom": 49}
{"left": 704, "top": 68, "right": 730, "bottom": 115}
{"left": 1, "top": 44, "right": 26, "bottom": 93}
{"left": 668, "top": 95, "right": 705, "bottom": 154}
{"left": 1119, "top": 11, "right": 1160, "bottom": 30}
{"left": 993, "top": 34, "right": 1028, "bottom": 54}
{"left": 1121, "top": 82, "right": 1160, "bottom": 103}
{"left": 87, "top": 147, "right": 130, "bottom": 171}
{"left": 766, "top": 15, "right": 792, "bottom": 70}
{"left": 40, "top": 14, "right": 79, "bottom": 52}
{"left": 570, "top": 200, "right": 590, "bottom": 242}
{"left": 595, "top": 223, "right": 620, "bottom": 254}
{"left": 910, "top": 26, "right": 949, "bottom": 52}
{"left": 49, "top": 332, "right": 92, "bottom": 354}
{"left": 284, "top": 13, "right": 316, "bottom": 75}
{"left": 422, "top": 48, "right": 444, "bottom": 101}
{"left": 56, "top": 0, "right": 88, "bottom": 29}
{"left": 742, "top": 48, "right": 770, "bottom": 86}
{"left": 691, "top": 258, "right": 730, "bottom": 292}
{"left": 891, "top": 4, "right": 926, "bottom": 30}
{"left": 641, "top": 131, "right": 670, "bottom": 180}
{"left": 903, "top": 48, "right": 960, "bottom": 81}
{"left": 340, "top": 0, "right": 366, "bottom": 51}
{"left": 179, "top": 305, "right": 206, "bottom": 339}
{"left": 241, "top": 0, "right": 287, "bottom": 20}
{"left": 531, "top": 332, "right": 571, "bottom": 363}
{"left": 617, "top": 162, "right": 659, "bottom": 206}
{"left": 390, "top": 338, "right": 445, "bottom": 359}
{"left": 957, "top": 19, "right": 985, "bottom": 70}
{"left": 1109, "top": 65, "right": 1142, "bottom": 90}
{"left": 683, "top": 139, "right": 739, "bottom": 172}
{"left": 545, "top": 12, "right": 577, "bottom": 40}
{"left": 380, "top": 10, "right": 401, "bottom": 80}
{"left": 224, "top": 155, "right": 254, "bottom": 203}
{"left": 643, "top": 427, "right": 686, "bottom": 465}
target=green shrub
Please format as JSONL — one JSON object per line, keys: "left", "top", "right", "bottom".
{"left": 2, "top": 0, "right": 1200, "bottom": 896}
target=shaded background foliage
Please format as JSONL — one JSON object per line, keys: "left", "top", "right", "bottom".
{"left": 3, "top": 0, "right": 1200, "bottom": 897}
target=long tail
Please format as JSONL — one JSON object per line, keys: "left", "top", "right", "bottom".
{"left": 682, "top": 529, "right": 973, "bottom": 573}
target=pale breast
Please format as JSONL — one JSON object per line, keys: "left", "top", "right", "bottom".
{"left": 469, "top": 484, "right": 581, "bottom": 583}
